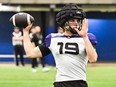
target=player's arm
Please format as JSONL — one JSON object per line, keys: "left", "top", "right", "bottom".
{"left": 23, "top": 24, "right": 51, "bottom": 58}
{"left": 23, "top": 24, "right": 42, "bottom": 58}
{"left": 75, "top": 19, "right": 98, "bottom": 63}
{"left": 23, "top": 29, "right": 42, "bottom": 58}
{"left": 82, "top": 19, "right": 97, "bottom": 63}
{"left": 32, "top": 42, "right": 36, "bottom": 47}
{"left": 83, "top": 36, "right": 98, "bottom": 63}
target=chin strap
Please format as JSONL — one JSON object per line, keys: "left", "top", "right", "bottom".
{"left": 64, "top": 23, "right": 77, "bottom": 34}
{"left": 64, "top": 20, "right": 82, "bottom": 34}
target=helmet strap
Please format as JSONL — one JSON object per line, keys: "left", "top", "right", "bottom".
{"left": 64, "top": 20, "right": 82, "bottom": 34}
{"left": 78, "top": 20, "right": 82, "bottom": 31}
{"left": 64, "top": 22, "right": 77, "bottom": 34}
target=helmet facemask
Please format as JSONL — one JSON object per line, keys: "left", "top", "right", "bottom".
{"left": 64, "top": 19, "right": 82, "bottom": 34}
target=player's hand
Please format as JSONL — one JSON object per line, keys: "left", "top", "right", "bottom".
{"left": 23, "top": 22, "right": 33, "bottom": 32}
{"left": 74, "top": 18, "right": 88, "bottom": 37}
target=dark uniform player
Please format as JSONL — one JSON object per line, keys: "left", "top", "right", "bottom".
{"left": 23, "top": 3, "right": 98, "bottom": 87}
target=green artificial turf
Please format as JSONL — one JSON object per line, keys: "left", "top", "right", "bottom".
{"left": 0, "top": 64, "right": 116, "bottom": 87}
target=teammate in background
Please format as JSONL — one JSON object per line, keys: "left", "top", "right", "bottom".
{"left": 23, "top": 3, "right": 97, "bottom": 87}
{"left": 30, "top": 26, "right": 49, "bottom": 72}
{"left": 12, "top": 27, "right": 24, "bottom": 66}
{"left": 57, "top": 27, "right": 64, "bottom": 34}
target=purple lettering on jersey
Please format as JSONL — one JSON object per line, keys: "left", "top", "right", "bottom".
{"left": 45, "top": 34, "right": 51, "bottom": 47}
{"left": 88, "top": 33, "right": 97, "bottom": 45}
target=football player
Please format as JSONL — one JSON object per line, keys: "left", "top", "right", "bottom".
{"left": 23, "top": 3, "right": 98, "bottom": 87}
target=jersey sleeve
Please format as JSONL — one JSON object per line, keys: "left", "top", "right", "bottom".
{"left": 45, "top": 34, "right": 52, "bottom": 47}
{"left": 38, "top": 34, "right": 52, "bottom": 57}
{"left": 88, "top": 33, "right": 97, "bottom": 46}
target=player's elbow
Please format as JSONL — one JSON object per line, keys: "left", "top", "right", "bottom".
{"left": 26, "top": 51, "right": 42, "bottom": 58}
{"left": 89, "top": 55, "right": 98, "bottom": 63}
{"left": 89, "top": 58, "right": 97, "bottom": 63}
{"left": 26, "top": 53, "right": 34, "bottom": 58}
{"left": 25, "top": 51, "right": 35, "bottom": 58}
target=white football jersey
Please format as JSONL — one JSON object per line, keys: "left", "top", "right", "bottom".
{"left": 45, "top": 33, "right": 97, "bottom": 82}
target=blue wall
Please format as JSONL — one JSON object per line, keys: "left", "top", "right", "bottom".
{"left": 88, "top": 19, "right": 116, "bottom": 61}
{"left": 0, "top": 12, "right": 14, "bottom": 54}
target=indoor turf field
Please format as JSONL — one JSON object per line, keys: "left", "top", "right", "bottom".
{"left": 0, "top": 63, "right": 116, "bottom": 87}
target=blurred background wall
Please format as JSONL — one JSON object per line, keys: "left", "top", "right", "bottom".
{"left": 0, "top": 0, "right": 116, "bottom": 65}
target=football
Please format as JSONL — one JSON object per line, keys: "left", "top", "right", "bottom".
{"left": 10, "top": 12, "right": 34, "bottom": 28}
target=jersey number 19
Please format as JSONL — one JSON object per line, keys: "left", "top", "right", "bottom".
{"left": 58, "top": 42, "right": 79, "bottom": 55}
